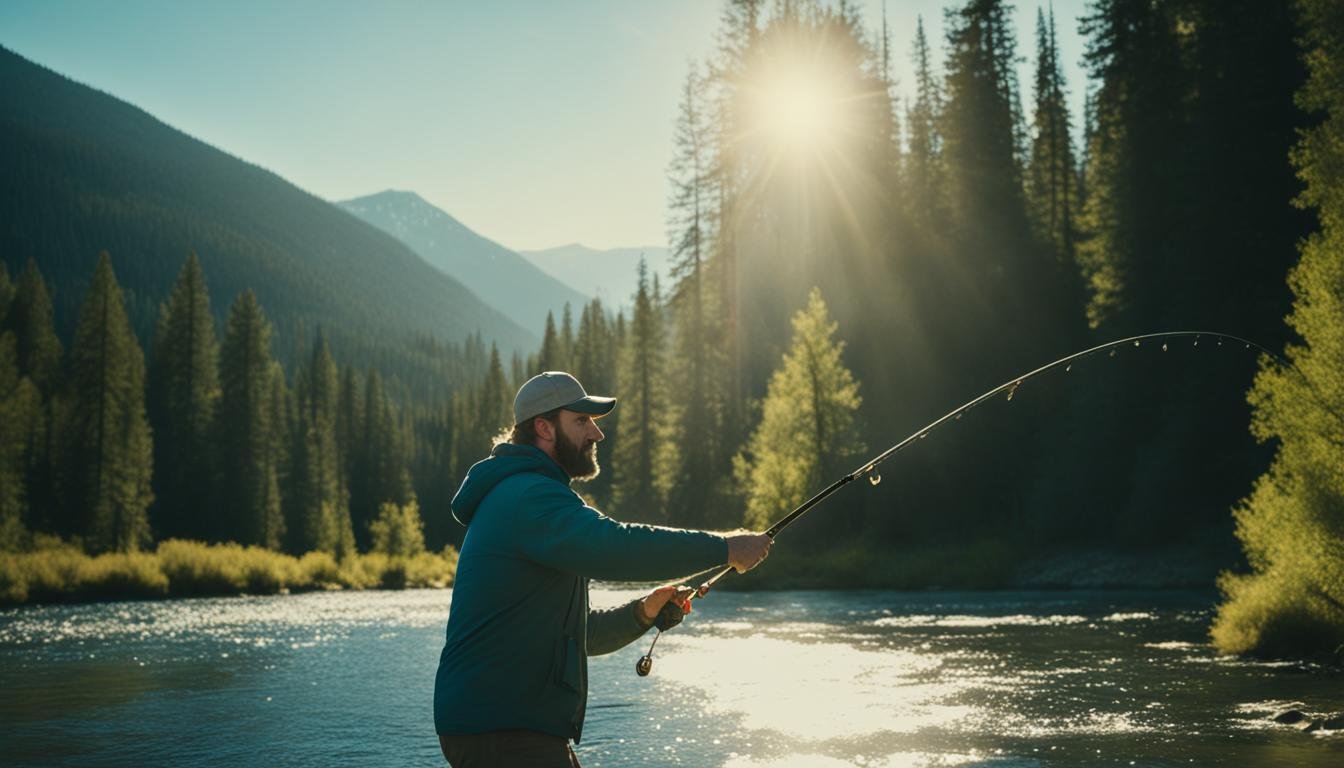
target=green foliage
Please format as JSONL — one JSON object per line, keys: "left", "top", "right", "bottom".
{"left": 290, "top": 332, "right": 353, "bottom": 555}
{"left": 368, "top": 500, "right": 427, "bottom": 559}
{"left": 904, "top": 16, "right": 946, "bottom": 228}
{"left": 538, "top": 311, "right": 564, "bottom": 372}
{"left": 64, "top": 253, "right": 153, "bottom": 552}
{"left": 0, "top": 537, "right": 459, "bottom": 606}
{"left": 217, "top": 291, "right": 285, "bottom": 548}
{"left": 735, "top": 289, "right": 863, "bottom": 530}
{"left": 0, "top": 332, "right": 33, "bottom": 550}
{"left": 611, "top": 261, "right": 671, "bottom": 522}
{"left": 2, "top": 259, "right": 63, "bottom": 393}
{"left": 662, "top": 65, "right": 737, "bottom": 529}
{"left": 148, "top": 253, "right": 219, "bottom": 541}
{"left": 1025, "top": 7, "right": 1079, "bottom": 266}
{"left": 1213, "top": 0, "right": 1344, "bottom": 658}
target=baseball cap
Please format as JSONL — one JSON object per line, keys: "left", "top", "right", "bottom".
{"left": 513, "top": 371, "right": 616, "bottom": 425}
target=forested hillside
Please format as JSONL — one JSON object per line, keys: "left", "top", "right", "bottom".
{"left": 0, "top": 45, "right": 535, "bottom": 383}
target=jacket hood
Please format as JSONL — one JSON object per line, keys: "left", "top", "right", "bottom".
{"left": 451, "top": 443, "right": 570, "bottom": 526}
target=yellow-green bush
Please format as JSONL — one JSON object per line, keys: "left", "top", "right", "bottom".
{"left": 156, "top": 540, "right": 299, "bottom": 596}
{"left": 296, "top": 551, "right": 343, "bottom": 588}
{"left": 76, "top": 552, "right": 170, "bottom": 600}
{"left": 0, "top": 538, "right": 459, "bottom": 606}
{"left": 1212, "top": 569, "right": 1344, "bottom": 659}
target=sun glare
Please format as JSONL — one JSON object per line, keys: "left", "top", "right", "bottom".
{"left": 753, "top": 67, "right": 841, "bottom": 153}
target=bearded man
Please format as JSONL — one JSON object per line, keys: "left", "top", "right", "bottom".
{"left": 434, "top": 371, "right": 771, "bottom": 767}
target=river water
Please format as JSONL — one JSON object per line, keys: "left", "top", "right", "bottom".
{"left": 1, "top": 588, "right": 1340, "bottom": 767}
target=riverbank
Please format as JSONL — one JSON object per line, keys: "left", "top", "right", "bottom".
{"left": 2, "top": 538, "right": 1233, "bottom": 608}
{"left": 0, "top": 539, "right": 456, "bottom": 607}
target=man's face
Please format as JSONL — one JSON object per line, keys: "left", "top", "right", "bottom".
{"left": 552, "top": 409, "right": 604, "bottom": 481}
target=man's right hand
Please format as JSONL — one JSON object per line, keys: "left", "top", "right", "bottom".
{"left": 725, "top": 532, "right": 772, "bottom": 573}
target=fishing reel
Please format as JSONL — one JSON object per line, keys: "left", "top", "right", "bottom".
{"left": 635, "top": 595, "right": 692, "bottom": 676}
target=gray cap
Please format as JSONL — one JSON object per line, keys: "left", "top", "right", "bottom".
{"left": 513, "top": 371, "right": 615, "bottom": 426}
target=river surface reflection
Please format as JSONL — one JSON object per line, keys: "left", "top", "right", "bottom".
{"left": 1, "top": 589, "right": 1340, "bottom": 767}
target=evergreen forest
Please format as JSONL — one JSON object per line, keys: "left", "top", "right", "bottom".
{"left": 2, "top": 0, "right": 1341, "bottom": 656}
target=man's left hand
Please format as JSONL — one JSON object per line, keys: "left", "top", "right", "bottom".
{"left": 639, "top": 585, "right": 696, "bottom": 627}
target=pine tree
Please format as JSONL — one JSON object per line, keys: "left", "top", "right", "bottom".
{"left": 1076, "top": 0, "right": 1189, "bottom": 330}
{"left": 663, "top": 64, "right": 734, "bottom": 528}
{"left": 1026, "top": 7, "right": 1079, "bottom": 263}
{"left": 1211, "top": 0, "right": 1344, "bottom": 657}
{"left": 611, "top": 260, "right": 669, "bottom": 522}
{"left": 0, "top": 263, "right": 13, "bottom": 324}
{"left": 941, "top": 0, "right": 1031, "bottom": 281}
{"left": 64, "top": 253, "right": 153, "bottom": 552}
{"left": 734, "top": 288, "right": 862, "bottom": 530}
{"left": 479, "top": 344, "right": 511, "bottom": 435}
{"left": 4, "top": 259, "right": 63, "bottom": 393}
{"left": 0, "top": 331, "right": 40, "bottom": 550}
{"left": 905, "top": 15, "right": 946, "bottom": 228}
{"left": 148, "top": 253, "right": 219, "bottom": 540}
{"left": 2, "top": 260, "right": 63, "bottom": 531}
{"left": 538, "top": 311, "right": 562, "bottom": 373}
{"left": 337, "top": 365, "right": 366, "bottom": 544}
{"left": 217, "top": 291, "right": 283, "bottom": 548}
{"left": 291, "top": 331, "right": 352, "bottom": 555}
{"left": 354, "top": 367, "right": 413, "bottom": 548}
{"left": 560, "top": 303, "right": 575, "bottom": 369}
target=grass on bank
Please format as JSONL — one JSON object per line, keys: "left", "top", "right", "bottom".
{"left": 0, "top": 537, "right": 458, "bottom": 607}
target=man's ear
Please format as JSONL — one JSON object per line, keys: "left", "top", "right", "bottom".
{"left": 534, "top": 416, "right": 556, "bottom": 442}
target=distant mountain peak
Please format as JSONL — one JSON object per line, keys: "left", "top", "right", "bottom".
{"left": 339, "top": 192, "right": 589, "bottom": 335}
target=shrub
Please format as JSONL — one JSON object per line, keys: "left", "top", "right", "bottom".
{"left": 297, "top": 551, "right": 342, "bottom": 588}
{"left": 76, "top": 553, "right": 169, "bottom": 600}
{"left": 368, "top": 500, "right": 427, "bottom": 558}
{"left": 1212, "top": 569, "right": 1344, "bottom": 659}
{"left": 0, "top": 537, "right": 459, "bottom": 606}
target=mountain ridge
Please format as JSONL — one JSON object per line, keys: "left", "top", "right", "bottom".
{"left": 0, "top": 45, "right": 536, "bottom": 372}
{"left": 338, "top": 190, "right": 588, "bottom": 335}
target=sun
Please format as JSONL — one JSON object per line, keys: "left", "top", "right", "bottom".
{"left": 751, "top": 65, "right": 843, "bottom": 155}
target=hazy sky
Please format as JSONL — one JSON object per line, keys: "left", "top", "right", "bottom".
{"left": 0, "top": 0, "right": 1090, "bottom": 252}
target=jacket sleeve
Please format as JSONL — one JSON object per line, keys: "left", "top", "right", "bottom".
{"left": 514, "top": 479, "right": 729, "bottom": 581}
{"left": 587, "top": 599, "right": 651, "bottom": 656}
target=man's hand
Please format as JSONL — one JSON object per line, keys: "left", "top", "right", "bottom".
{"left": 639, "top": 585, "right": 696, "bottom": 627}
{"left": 726, "top": 532, "right": 772, "bottom": 573}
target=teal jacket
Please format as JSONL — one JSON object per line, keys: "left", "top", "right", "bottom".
{"left": 433, "top": 443, "right": 729, "bottom": 742}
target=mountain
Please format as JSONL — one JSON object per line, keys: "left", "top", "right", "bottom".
{"left": 0, "top": 45, "right": 536, "bottom": 377}
{"left": 338, "top": 191, "right": 587, "bottom": 335}
{"left": 519, "top": 244, "right": 672, "bottom": 308}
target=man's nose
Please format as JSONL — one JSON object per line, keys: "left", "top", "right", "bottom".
{"left": 590, "top": 421, "right": 605, "bottom": 441}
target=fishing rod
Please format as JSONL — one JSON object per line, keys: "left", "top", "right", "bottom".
{"left": 634, "top": 329, "right": 1328, "bottom": 677}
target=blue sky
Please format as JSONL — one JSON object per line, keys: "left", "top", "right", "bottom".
{"left": 0, "top": 0, "right": 1090, "bottom": 252}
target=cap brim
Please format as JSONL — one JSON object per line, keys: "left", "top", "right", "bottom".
{"left": 564, "top": 395, "right": 616, "bottom": 417}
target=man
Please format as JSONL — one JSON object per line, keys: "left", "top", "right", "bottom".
{"left": 434, "top": 371, "right": 772, "bottom": 767}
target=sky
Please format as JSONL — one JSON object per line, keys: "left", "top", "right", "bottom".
{"left": 0, "top": 0, "right": 1090, "bottom": 253}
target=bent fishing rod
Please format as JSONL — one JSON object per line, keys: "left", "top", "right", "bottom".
{"left": 634, "top": 329, "right": 1332, "bottom": 677}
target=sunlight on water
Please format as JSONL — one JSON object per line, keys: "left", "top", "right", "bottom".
{"left": 666, "top": 633, "right": 967, "bottom": 740}
{"left": 3, "top": 589, "right": 1343, "bottom": 767}
{"left": 722, "top": 751, "right": 987, "bottom": 768}
{"left": 870, "top": 614, "right": 1087, "bottom": 628}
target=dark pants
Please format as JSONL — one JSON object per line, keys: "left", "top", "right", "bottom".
{"left": 438, "top": 730, "right": 581, "bottom": 768}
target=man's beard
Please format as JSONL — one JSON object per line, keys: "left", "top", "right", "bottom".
{"left": 555, "top": 428, "right": 600, "bottom": 481}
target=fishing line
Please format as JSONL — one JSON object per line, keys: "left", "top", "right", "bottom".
{"left": 634, "top": 330, "right": 1338, "bottom": 677}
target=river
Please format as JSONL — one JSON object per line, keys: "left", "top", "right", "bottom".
{"left": 1, "top": 589, "right": 1340, "bottom": 767}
